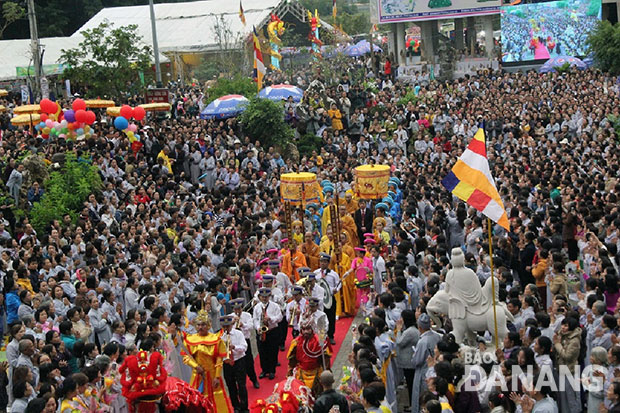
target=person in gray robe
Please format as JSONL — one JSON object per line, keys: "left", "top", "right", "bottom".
{"left": 189, "top": 144, "right": 203, "bottom": 184}
{"left": 411, "top": 313, "right": 442, "bottom": 413}
{"left": 6, "top": 164, "right": 23, "bottom": 205}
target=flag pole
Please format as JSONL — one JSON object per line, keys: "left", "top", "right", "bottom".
{"left": 487, "top": 217, "right": 499, "bottom": 349}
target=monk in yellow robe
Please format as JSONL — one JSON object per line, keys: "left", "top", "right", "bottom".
{"left": 337, "top": 231, "right": 357, "bottom": 317}
{"left": 291, "top": 220, "right": 304, "bottom": 245}
{"left": 281, "top": 238, "right": 308, "bottom": 282}
{"left": 183, "top": 311, "right": 233, "bottom": 412}
{"left": 319, "top": 225, "right": 335, "bottom": 257}
{"left": 343, "top": 191, "right": 358, "bottom": 215}
{"left": 299, "top": 231, "right": 320, "bottom": 271}
{"left": 339, "top": 205, "right": 358, "bottom": 247}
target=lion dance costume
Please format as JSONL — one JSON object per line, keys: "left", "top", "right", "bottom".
{"left": 119, "top": 350, "right": 212, "bottom": 413}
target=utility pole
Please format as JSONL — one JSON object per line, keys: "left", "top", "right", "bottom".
{"left": 26, "top": 0, "right": 42, "bottom": 101}
{"left": 148, "top": 0, "right": 163, "bottom": 87}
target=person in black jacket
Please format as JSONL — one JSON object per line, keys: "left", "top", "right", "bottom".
{"left": 313, "top": 371, "right": 350, "bottom": 413}
{"left": 354, "top": 199, "right": 374, "bottom": 246}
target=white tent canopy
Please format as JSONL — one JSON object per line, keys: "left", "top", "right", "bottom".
{"left": 0, "top": 0, "right": 280, "bottom": 80}
{"left": 76, "top": 0, "right": 282, "bottom": 53}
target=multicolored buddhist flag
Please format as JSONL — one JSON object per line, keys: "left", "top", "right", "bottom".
{"left": 441, "top": 128, "right": 509, "bottom": 230}
{"left": 239, "top": 1, "right": 246, "bottom": 25}
{"left": 332, "top": 0, "right": 337, "bottom": 19}
{"left": 252, "top": 27, "right": 265, "bottom": 91}
{"left": 370, "top": 23, "right": 378, "bottom": 33}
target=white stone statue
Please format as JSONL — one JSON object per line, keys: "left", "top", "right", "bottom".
{"left": 427, "top": 248, "right": 513, "bottom": 347}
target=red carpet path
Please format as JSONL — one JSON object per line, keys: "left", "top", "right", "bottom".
{"left": 246, "top": 317, "right": 355, "bottom": 401}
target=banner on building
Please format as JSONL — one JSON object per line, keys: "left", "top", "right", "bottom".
{"left": 378, "top": 0, "right": 501, "bottom": 22}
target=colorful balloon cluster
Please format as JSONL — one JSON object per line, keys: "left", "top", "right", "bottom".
{"left": 113, "top": 105, "right": 146, "bottom": 155}
{"left": 37, "top": 98, "right": 97, "bottom": 140}
{"left": 113, "top": 105, "right": 146, "bottom": 145}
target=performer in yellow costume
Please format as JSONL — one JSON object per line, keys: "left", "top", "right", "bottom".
{"left": 291, "top": 220, "right": 304, "bottom": 245}
{"left": 182, "top": 311, "right": 233, "bottom": 413}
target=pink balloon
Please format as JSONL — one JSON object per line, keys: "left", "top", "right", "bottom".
{"left": 127, "top": 123, "right": 137, "bottom": 132}
{"left": 45, "top": 119, "right": 53, "bottom": 128}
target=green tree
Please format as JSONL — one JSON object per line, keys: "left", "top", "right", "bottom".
{"left": 29, "top": 153, "right": 102, "bottom": 234}
{"left": 60, "top": 21, "right": 153, "bottom": 97}
{"left": 0, "top": 2, "right": 25, "bottom": 39}
{"left": 239, "top": 97, "right": 294, "bottom": 149}
{"left": 334, "top": 11, "right": 370, "bottom": 35}
{"left": 205, "top": 76, "right": 257, "bottom": 103}
{"left": 586, "top": 20, "right": 620, "bottom": 75}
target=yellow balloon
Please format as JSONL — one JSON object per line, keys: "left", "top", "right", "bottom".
{"left": 42, "top": 127, "right": 51, "bottom": 134}
{"left": 84, "top": 125, "right": 91, "bottom": 133}
{"left": 126, "top": 131, "right": 134, "bottom": 138}
{"left": 128, "top": 135, "right": 137, "bottom": 143}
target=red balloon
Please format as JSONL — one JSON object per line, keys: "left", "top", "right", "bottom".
{"left": 75, "top": 109, "right": 88, "bottom": 123}
{"left": 86, "top": 111, "right": 96, "bottom": 125}
{"left": 40, "top": 113, "right": 49, "bottom": 122}
{"left": 133, "top": 106, "right": 146, "bottom": 121}
{"left": 72, "top": 98, "right": 86, "bottom": 111}
{"left": 67, "top": 122, "right": 76, "bottom": 130}
{"left": 40, "top": 98, "right": 56, "bottom": 114}
{"left": 120, "top": 105, "right": 134, "bottom": 119}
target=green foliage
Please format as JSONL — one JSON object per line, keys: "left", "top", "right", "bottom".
{"left": 607, "top": 114, "right": 620, "bottom": 139}
{"left": 334, "top": 11, "right": 370, "bottom": 36}
{"left": 60, "top": 21, "right": 153, "bottom": 98}
{"left": 554, "top": 62, "right": 572, "bottom": 74}
{"left": 0, "top": 1, "right": 25, "bottom": 39}
{"left": 397, "top": 89, "right": 420, "bottom": 106}
{"left": 586, "top": 0, "right": 601, "bottom": 16}
{"left": 428, "top": 0, "right": 452, "bottom": 8}
{"left": 556, "top": 1, "right": 568, "bottom": 8}
{"left": 586, "top": 20, "right": 620, "bottom": 75}
{"left": 296, "top": 133, "right": 324, "bottom": 156}
{"left": 239, "top": 97, "right": 294, "bottom": 149}
{"left": 205, "top": 76, "right": 257, "bottom": 104}
{"left": 29, "top": 153, "right": 102, "bottom": 234}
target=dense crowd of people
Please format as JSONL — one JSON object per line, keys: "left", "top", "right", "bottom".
{"left": 0, "top": 50, "right": 619, "bottom": 413}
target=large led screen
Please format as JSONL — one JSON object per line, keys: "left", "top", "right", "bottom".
{"left": 501, "top": 0, "right": 601, "bottom": 63}
{"left": 378, "top": 0, "right": 501, "bottom": 23}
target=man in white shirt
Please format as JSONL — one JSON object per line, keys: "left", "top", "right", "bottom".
{"left": 229, "top": 298, "right": 259, "bottom": 388}
{"left": 252, "top": 288, "right": 283, "bottom": 379}
{"left": 259, "top": 272, "right": 288, "bottom": 352}
{"left": 220, "top": 315, "right": 249, "bottom": 412}
{"left": 315, "top": 253, "right": 340, "bottom": 345}
{"left": 286, "top": 286, "right": 307, "bottom": 338}
{"left": 306, "top": 297, "right": 329, "bottom": 336}
{"left": 371, "top": 246, "right": 386, "bottom": 294}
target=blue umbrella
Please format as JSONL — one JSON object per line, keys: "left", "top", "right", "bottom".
{"left": 539, "top": 56, "right": 587, "bottom": 73}
{"left": 258, "top": 84, "right": 304, "bottom": 103}
{"left": 356, "top": 39, "right": 382, "bottom": 53}
{"left": 344, "top": 44, "right": 366, "bottom": 57}
{"left": 200, "top": 94, "right": 249, "bottom": 120}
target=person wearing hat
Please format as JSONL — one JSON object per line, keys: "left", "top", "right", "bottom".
{"left": 351, "top": 246, "right": 373, "bottom": 307}
{"left": 354, "top": 199, "right": 374, "bottom": 246}
{"left": 229, "top": 298, "right": 259, "bottom": 389}
{"left": 281, "top": 237, "right": 308, "bottom": 283}
{"left": 263, "top": 265, "right": 290, "bottom": 352}
{"left": 220, "top": 314, "right": 249, "bottom": 413}
{"left": 286, "top": 316, "right": 332, "bottom": 397}
{"left": 286, "top": 285, "right": 307, "bottom": 338}
{"left": 315, "top": 253, "right": 340, "bottom": 345}
{"left": 182, "top": 310, "right": 232, "bottom": 411}
{"left": 252, "top": 287, "right": 283, "bottom": 380}
{"left": 303, "top": 272, "right": 326, "bottom": 313}
{"left": 300, "top": 231, "right": 321, "bottom": 271}
{"left": 411, "top": 312, "right": 442, "bottom": 413}
{"left": 304, "top": 297, "right": 329, "bottom": 339}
